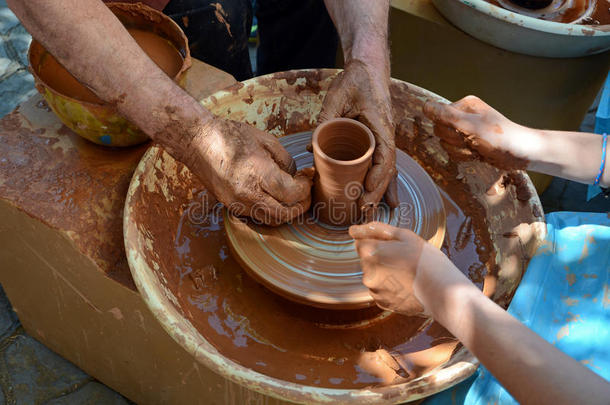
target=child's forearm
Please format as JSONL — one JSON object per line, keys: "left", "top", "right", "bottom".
{"left": 525, "top": 129, "right": 608, "bottom": 187}
{"left": 413, "top": 247, "right": 610, "bottom": 404}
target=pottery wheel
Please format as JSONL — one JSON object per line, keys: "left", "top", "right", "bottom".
{"left": 224, "top": 132, "right": 446, "bottom": 309}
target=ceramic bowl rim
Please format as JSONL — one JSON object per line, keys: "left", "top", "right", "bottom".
{"left": 452, "top": 0, "right": 610, "bottom": 36}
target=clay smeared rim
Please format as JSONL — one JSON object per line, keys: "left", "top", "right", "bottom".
{"left": 27, "top": 2, "right": 192, "bottom": 108}
{"left": 124, "top": 70, "right": 486, "bottom": 404}
{"left": 312, "top": 118, "right": 376, "bottom": 167}
{"left": 451, "top": 0, "right": 610, "bottom": 34}
{"left": 123, "top": 69, "right": 546, "bottom": 404}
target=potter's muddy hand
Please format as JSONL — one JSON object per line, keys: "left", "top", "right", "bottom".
{"left": 424, "top": 95, "right": 610, "bottom": 188}
{"left": 320, "top": 60, "right": 398, "bottom": 216}
{"left": 186, "top": 118, "right": 315, "bottom": 226}
{"left": 322, "top": 0, "right": 398, "bottom": 219}
{"left": 9, "top": 0, "right": 314, "bottom": 225}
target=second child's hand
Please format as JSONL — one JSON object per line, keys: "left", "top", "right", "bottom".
{"left": 423, "top": 95, "right": 609, "bottom": 187}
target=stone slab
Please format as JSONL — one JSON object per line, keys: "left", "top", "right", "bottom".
{"left": 46, "top": 382, "right": 132, "bottom": 405}
{"left": 0, "top": 285, "right": 18, "bottom": 341}
{"left": 2, "top": 333, "right": 89, "bottom": 404}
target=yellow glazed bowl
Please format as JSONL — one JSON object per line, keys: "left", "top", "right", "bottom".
{"left": 28, "top": 2, "right": 191, "bottom": 147}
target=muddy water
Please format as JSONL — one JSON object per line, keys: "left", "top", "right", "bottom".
{"left": 167, "top": 180, "right": 482, "bottom": 388}
{"left": 486, "top": 0, "right": 610, "bottom": 24}
{"left": 36, "top": 28, "right": 183, "bottom": 104}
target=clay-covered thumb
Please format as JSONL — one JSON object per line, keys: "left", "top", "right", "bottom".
{"left": 318, "top": 81, "right": 348, "bottom": 124}
{"left": 260, "top": 165, "right": 313, "bottom": 206}
{"left": 296, "top": 166, "right": 315, "bottom": 183}
{"left": 257, "top": 130, "right": 297, "bottom": 175}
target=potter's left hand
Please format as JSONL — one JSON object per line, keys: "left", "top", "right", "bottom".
{"left": 349, "top": 222, "right": 432, "bottom": 317}
{"left": 320, "top": 60, "right": 398, "bottom": 217}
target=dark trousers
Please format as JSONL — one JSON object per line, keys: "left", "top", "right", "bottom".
{"left": 163, "top": 0, "right": 338, "bottom": 81}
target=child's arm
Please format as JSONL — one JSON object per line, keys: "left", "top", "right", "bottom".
{"left": 424, "top": 96, "right": 608, "bottom": 187}
{"left": 350, "top": 222, "right": 610, "bottom": 405}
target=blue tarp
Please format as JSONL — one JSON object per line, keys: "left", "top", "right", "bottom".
{"left": 425, "top": 211, "right": 610, "bottom": 404}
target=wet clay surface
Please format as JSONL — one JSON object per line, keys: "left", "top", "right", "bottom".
{"left": 126, "top": 70, "right": 545, "bottom": 393}
{"left": 486, "top": 0, "right": 610, "bottom": 24}
{"left": 35, "top": 28, "right": 184, "bottom": 104}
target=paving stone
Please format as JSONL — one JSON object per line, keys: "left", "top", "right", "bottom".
{"left": 45, "top": 382, "right": 131, "bottom": 405}
{"left": 2, "top": 333, "right": 90, "bottom": 404}
{"left": 0, "top": 284, "right": 18, "bottom": 342}
{"left": 5, "top": 24, "right": 32, "bottom": 67}
{"left": 0, "top": 68, "right": 36, "bottom": 118}
{"left": 0, "top": 1, "right": 21, "bottom": 35}
{"left": 0, "top": 34, "right": 22, "bottom": 79}
{"left": 0, "top": 2, "right": 34, "bottom": 118}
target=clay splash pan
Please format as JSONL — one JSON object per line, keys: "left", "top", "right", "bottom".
{"left": 124, "top": 70, "right": 545, "bottom": 402}
{"left": 224, "top": 131, "right": 447, "bottom": 310}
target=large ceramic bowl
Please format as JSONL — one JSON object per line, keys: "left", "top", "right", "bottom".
{"left": 432, "top": 0, "right": 610, "bottom": 57}
{"left": 124, "top": 70, "right": 546, "bottom": 403}
{"left": 28, "top": 2, "right": 191, "bottom": 147}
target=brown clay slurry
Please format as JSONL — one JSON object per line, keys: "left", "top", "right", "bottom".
{"left": 151, "top": 173, "right": 480, "bottom": 389}
{"left": 128, "top": 29, "right": 184, "bottom": 78}
{"left": 485, "top": 0, "right": 609, "bottom": 24}
{"left": 36, "top": 28, "right": 184, "bottom": 104}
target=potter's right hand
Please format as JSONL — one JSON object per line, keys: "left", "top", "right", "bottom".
{"left": 186, "top": 118, "right": 314, "bottom": 226}
{"left": 320, "top": 60, "right": 399, "bottom": 218}
{"left": 423, "top": 96, "right": 535, "bottom": 170}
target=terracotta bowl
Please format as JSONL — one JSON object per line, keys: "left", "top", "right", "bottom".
{"left": 124, "top": 70, "right": 546, "bottom": 403}
{"left": 28, "top": 2, "right": 191, "bottom": 147}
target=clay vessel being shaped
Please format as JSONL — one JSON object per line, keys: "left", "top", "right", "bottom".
{"left": 312, "top": 118, "right": 375, "bottom": 226}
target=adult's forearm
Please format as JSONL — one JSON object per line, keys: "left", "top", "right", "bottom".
{"left": 8, "top": 0, "right": 213, "bottom": 160}
{"left": 527, "top": 129, "right": 608, "bottom": 187}
{"left": 414, "top": 247, "right": 610, "bottom": 404}
{"left": 323, "top": 0, "right": 390, "bottom": 72}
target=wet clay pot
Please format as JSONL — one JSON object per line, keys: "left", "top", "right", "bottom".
{"left": 312, "top": 118, "right": 375, "bottom": 226}
{"left": 28, "top": 2, "right": 191, "bottom": 147}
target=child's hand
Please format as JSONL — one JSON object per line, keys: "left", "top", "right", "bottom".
{"left": 349, "top": 222, "right": 432, "bottom": 317}
{"left": 423, "top": 96, "right": 537, "bottom": 170}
